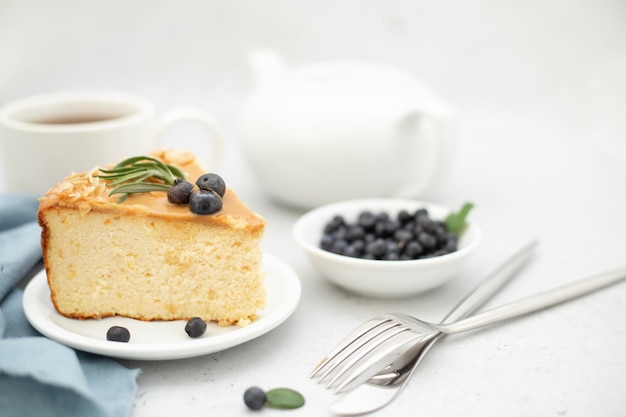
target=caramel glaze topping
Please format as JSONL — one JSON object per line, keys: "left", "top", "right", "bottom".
{"left": 38, "top": 149, "right": 265, "bottom": 231}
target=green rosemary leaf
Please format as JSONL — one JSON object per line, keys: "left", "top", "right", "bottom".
{"left": 99, "top": 165, "right": 155, "bottom": 178}
{"left": 167, "top": 164, "right": 186, "bottom": 179}
{"left": 103, "top": 169, "right": 157, "bottom": 186}
{"left": 98, "top": 166, "right": 136, "bottom": 175}
{"left": 113, "top": 155, "right": 161, "bottom": 168}
{"left": 108, "top": 182, "right": 171, "bottom": 196}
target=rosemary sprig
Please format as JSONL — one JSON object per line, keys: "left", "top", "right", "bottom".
{"left": 98, "top": 156, "right": 185, "bottom": 202}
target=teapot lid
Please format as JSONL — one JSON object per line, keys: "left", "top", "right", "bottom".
{"left": 287, "top": 61, "right": 418, "bottom": 93}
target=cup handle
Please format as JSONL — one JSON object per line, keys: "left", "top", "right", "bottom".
{"left": 393, "top": 106, "right": 457, "bottom": 198}
{"left": 156, "top": 107, "right": 224, "bottom": 169}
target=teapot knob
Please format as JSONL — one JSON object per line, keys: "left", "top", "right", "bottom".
{"left": 248, "top": 49, "right": 286, "bottom": 90}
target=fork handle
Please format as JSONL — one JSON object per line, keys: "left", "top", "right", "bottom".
{"left": 442, "top": 239, "right": 538, "bottom": 324}
{"left": 439, "top": 266, "right": 626, "bottom": 334}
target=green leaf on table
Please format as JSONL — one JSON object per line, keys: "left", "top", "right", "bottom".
{"left": 445, "top": 202, "right": 474, "bottom": 237}
{"left": 265, "top": 388, "right": 305, "bottom": 409}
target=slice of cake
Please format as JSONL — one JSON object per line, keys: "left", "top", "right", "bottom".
{"left": 38, "top": 149, "right": 266, "bottom": 326}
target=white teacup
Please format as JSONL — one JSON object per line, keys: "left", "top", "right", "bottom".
{"left": 0, "top": 91, "right": 224, "bottom": 196}
{"left": 239, "top": 52, "right": 458, "bottom": 209}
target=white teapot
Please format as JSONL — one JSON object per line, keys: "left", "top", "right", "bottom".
{"left": 238, "top": 50, "right": 458, "bottom": 209}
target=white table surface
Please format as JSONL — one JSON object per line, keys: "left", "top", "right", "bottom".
{"left": 1, "top": 1, "right": 625, "bottom": 416}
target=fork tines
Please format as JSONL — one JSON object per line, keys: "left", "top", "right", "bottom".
{"left": 310, "top": 314, "right": 428, "bottom": 392}
{"left": 329, "top": 330, "right": 431, "bottom": 394}
{"left": 310, "top": 316, "right": 396, "bottom": 379}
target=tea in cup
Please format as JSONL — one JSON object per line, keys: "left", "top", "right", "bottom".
{"left": 0, "top": 91, "right": 224, "bottom": 196}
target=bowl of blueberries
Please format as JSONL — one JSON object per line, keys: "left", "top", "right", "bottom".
{"left": 293, "top": 198, "right": 481, "bottom": 298}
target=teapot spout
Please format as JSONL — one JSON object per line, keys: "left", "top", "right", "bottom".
{"left": 247, "top": 49, "right": 286, "bottom": 90}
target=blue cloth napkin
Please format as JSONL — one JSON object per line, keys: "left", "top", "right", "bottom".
{"left": 0, "top": 194, "right": 139, "bottom": 417}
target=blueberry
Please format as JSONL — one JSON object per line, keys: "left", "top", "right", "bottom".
{"left": 394, "top": 229, "right": 413, "bottom": 244}
{"left": 365, "top": 238, "right": 386, "bottom": 259}
{"left": 330, "top": 239, "right": 349, "bottom": 255}
{"left": 341, "top": 241, "right": 365, "bottom": 258}
{"left": 345, "top": 225, "right": 365, "bottom": 242}
{"left": 417, "top": 232, "right": 437, "bottom": 251}
{"left": 402, "top": 220, "right": 416, "bottom": 232}
{"left": 244, "top": 386, "right": 267, "bottom": 410}
{"left": 189, "top": 189, "right": 222, "bottom": 215}
{"left": 384, "top": 240, "right": 400, "bottom": 259}
{"left": 416, "top": 215, "right": 435, "bottom": 233}
{"left": 350, "top": 240, "right": 365, "bottom": 253}
{"left": 167, "top": 178, "right": 194, "bottom": 204}
{"left": 404, "top": 240, "right": 424, "bottom": 258}
{"left": 196, "top": 173, "right": 226, "bottom": 197}
{"left": 376, "top": 212, "right": 390, "bottom": 222}
{"left": 331, "top": 226, "right": 348, "bottom": 241}
{"left": 444, "top": 236, "right": 458, "bottom": 253}
{"left": 374, "top": 221, "right": 388, "bottom": 237}
{"left": 357, "top": 211, "right": 377, "bottom": 231}
{"left": 434, "top": 227, "right": 449, "bottom": 245}
{"left": 344, "top": 245, "right": 362, "bottom": 258}
{"left": 185, "top": 317, "right": 207, "bottom": 338}
{"left": 445, "top": 232, "right": 458, "bottom": 246}
{"left": 320, "top": 234, "right": 335, "bottom": 251}
{"left": 414, "top": 208, "right": 429, "bottom": 218}
{"left": 106, "top": 326, "right": 130, "bottom": 342}
{"left": 384, "top": 220, "right": 400, "bottom": 236}
{"left": 385, "top": 252, "right": 400, "bottom": 260}
{"left": 397, "top": 210, "right": 413, "bottom": 224}
{"left": 324, "top": 215, "right": 346, "bottom": 234}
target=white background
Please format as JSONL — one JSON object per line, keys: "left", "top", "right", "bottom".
{"left": 1, "top": 1, "right": 625, "bottom": 417}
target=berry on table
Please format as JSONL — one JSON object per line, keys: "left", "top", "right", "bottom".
{"left": 244, "top": 386, "right": 267, "bottom": 410}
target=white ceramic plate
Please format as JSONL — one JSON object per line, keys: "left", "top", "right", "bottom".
{"left": 23, "top": 253, "right": 301, "bottom": 360}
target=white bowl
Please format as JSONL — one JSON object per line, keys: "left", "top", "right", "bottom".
{"left": 293, "top": 199, "right": 481, "bottom": 298}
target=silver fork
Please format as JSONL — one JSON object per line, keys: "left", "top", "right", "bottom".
{"left": 315, "top": 256, "right": 626, "bottom": 398}
{"left": 311, "top": 239, "right": 538, "bottom": 391}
